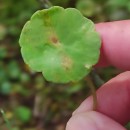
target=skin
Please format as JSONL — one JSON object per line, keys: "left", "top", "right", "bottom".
{"left": 66, "top": 20, "right": 130, "bottom": 130}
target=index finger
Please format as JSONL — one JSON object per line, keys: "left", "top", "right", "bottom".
{"left": 95, "top": 20, "right": 130, "bottom": 70}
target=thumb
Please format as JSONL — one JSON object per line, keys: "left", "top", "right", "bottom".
{"left": 66, "top": 111, "right": 126, "bottom": 130}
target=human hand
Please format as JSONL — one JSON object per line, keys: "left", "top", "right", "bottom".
{"left": 66, "top": 20, "right": 130, "bottom": 130}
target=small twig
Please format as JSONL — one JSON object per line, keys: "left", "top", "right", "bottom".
{"left": 0, "top": 109, "right": 13, "bottom": 130}
{"left": 37, "top": 0, "right": 53, "bottom": 8}
{"left": 45, "top": 0, "right": 53, "bottom": 7}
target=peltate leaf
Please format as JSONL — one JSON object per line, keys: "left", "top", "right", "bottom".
{"left": 19, "top": 6, "right": 101, "bottom": 83}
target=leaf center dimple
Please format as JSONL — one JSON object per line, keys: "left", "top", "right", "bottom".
{"left": 62, "top": 56, "right": 73, "bottom": 71}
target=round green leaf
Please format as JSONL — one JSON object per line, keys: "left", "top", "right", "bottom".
{"left": 14, "top": 106, "right": 31, "bottom": 123}
{"left": 19, "top": 6, "right": 101, "bottom": 83}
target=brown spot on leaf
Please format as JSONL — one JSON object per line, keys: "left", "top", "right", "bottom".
{"left": 51, "top": 36, "right": 58, "bottom": 44}
{"left": 43, "top": 11, "right": 51, "bottom": 27}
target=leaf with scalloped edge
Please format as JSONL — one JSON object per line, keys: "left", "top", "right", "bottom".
{"left": 19, "top": 6, "right": 101, "bottom": 83}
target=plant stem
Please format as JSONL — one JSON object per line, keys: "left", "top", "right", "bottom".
{"left": 86, "top": 76, "right": 97, "bottom": 110}
{"left": 90, "top": 69, "right": 104, "bottom": 88}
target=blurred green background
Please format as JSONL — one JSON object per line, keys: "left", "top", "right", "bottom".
{"left": 0, "top": 0, "right": 130, "bottom": 130}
